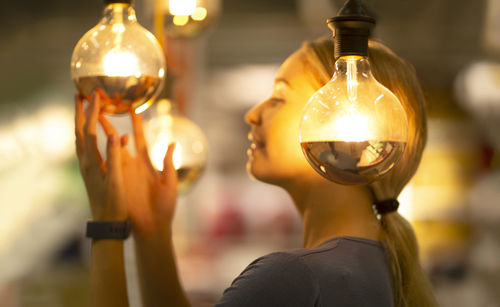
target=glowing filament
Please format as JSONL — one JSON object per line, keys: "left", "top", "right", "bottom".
{"left": 347, "top": 57, "right": 358, "bottom": 102}
{"left": 333, "top": 113, "right": 372, "bottom": 142}
{"left": 111, "top": 23, "right": 125, "bottom": 33}
{"left": 103, "top": 50, "right": 139, "bottom": 76}
{"left": 169, "top": 0, "right": 196, "bottom": 15}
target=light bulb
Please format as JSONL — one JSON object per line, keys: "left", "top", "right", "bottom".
{"left": 300, "top": 56, "right": 408, "bottom": 184}
{"left": 144, "top": 99, "right": 208, "bottom": 192}
{"left": 299, "top": 0, "right": 408, "bottom": 185}
{"left": 163, "top": 0, "right": 221, "bottom": 38}
{"left": 71, "top": 0, "right": 165, "bottom": 114}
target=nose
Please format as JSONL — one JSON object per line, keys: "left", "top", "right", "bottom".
{"left": 245, "top": 101, "right": 264, "bottom": 125}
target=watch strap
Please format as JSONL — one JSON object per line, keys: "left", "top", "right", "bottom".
{"left": 86, "top": 220, "right": 131, "bottom": 240}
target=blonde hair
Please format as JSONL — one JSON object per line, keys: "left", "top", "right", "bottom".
{"left": 301, "top": 37, "right": 438, "bottom": 307}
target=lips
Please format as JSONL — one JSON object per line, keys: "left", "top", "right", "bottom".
{"left": 248, "top": 132, "right": 265, "bottom": 151}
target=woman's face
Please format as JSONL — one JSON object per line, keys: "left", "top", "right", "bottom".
{"left": 245, "top": 50, "right": 322, "bottom": 185}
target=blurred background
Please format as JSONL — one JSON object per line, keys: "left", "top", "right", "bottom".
{"left": 1, "top": 0, "right": 500, "bottom": 306}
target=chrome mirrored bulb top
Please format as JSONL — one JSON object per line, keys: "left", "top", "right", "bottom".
{"left": 299, "top": 0, "right": 409, "bottom": 185}
{"left": 71, "top": 0, "right": 165, "bottom": 114}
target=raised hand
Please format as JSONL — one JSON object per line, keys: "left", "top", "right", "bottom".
{"left": 75, "top": 91, "right": 127, "bottom": 221}
{"left": 97, "top": 100, "right": 178, "bottom": 237}
{"left": 76, "top": 91, "right": 185, "bottom": 306}
{"left": 76, "top": 90, "right": 178, "bottom": 237}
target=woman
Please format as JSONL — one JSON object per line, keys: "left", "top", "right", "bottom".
{"left": 75, "top": 38, "right": 438, "bottom": 307}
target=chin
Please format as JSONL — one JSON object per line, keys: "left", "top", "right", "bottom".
{"left": 247, "top": 157, "right": 324, "bottom": 188}
{"left": 247, "top": 159, "right": 273, "bottom": 182}
{"left": 246, "top": 159, "right": 292, "bottom": 187}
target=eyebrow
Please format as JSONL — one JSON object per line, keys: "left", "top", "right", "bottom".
{"left": 274, "top": 78, "right": 293, "bottom": 89}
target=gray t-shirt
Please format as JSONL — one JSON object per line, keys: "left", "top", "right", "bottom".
{"left": 215, "top": 236, "right": 394, "bottom": 307}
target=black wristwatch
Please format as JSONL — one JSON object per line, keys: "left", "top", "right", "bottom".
{"left": 86, "top": 220, "right": 131, "bottom": 240}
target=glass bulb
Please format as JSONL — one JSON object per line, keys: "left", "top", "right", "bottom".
{"left": 71, "top": 2, "right": 165, "bottom": 114}
{"left": 144, "top": 99, "right": 208, "bottom": 192}
{"left": 163, "top": 0, "right": 221, "bottom": 38}
{"left": 299, "top": 56, "right": 408, "bottom": 185}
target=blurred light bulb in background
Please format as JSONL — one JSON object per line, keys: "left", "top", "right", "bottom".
{"left": 164, "top": 0, "right": 221, "bottom": 37}
{"left": 169, "top": 0, "right": 196, "bottom": 15}
{"left": 71, "top": 0, "right": 165, "bottom": 114}
{"left": 299, "top": 55, "right": 408, "bottom": 185}
{"left": 145, "top": 99, "right": 208, "bottom": 192}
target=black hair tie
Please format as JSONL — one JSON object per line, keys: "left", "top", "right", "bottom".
{"left": 373, "top": 199, "right": 399, "bottom": 215}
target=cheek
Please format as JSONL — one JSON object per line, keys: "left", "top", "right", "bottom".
{"left": 265, "top": 111, "right": 310, "bottom": 173}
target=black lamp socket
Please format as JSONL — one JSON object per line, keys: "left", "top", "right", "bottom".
{"left": 328, "top": 0, "right": 375, "bottom": 59}
{"left": 104, "top": 0, "right": 132, "bottom": 5}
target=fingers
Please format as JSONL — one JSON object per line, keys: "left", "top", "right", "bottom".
{"left": 120, "top": 134, "right": 129, "bottom": 147}
{"left": 83, "top": 91, "right": 104, "bottom": 174}
{"left": 99, "top": 114, "right": 129, "bottom": 149}
{"left": 162, "top": 142, "right": 178, "bottom": 186}
{"left": 99, "top": 113, "right": 118, "bottom": 137}
{"left": 75, "top": 94, "right": 85, "bottom": 157}
{"left": 130, "top": 111, "right": 148, "bottom": 156}
{"left": 131, "top": 111, "right": 154, "bottom": 170}
{"left": 106, "top": 133, "right": 123, "bottom": 185}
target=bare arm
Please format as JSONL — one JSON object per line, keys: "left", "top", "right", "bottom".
{"left": 97, "top": 108, "right": 190, "bottom": 307}
{"left": 89, "top": 240, "right": 129, "bottom": 307}
{"left": 75, "top": 93, "right": 129, "bottom": 307}
{"left": 134, "top": 231, "right": 190, "bottom": 307}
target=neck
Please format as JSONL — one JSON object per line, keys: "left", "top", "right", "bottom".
{"left": 283, "top": 179, "right": 381, "bottom": 248}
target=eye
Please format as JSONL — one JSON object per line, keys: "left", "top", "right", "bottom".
{"left": 269, "top": 97, "right": 285, "bottom": 106}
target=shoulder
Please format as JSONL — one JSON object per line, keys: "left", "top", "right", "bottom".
{"left": 291, "top": 236, "right": 387, "bottom": 269}
{"left": 293, "top": 237, "right": 394, "bottom": 307}
{"left": 215, "top": 252, "right": 321, "bottom": 307}
{"left": 216, "top": 237, "right": 394, "bottom": 307}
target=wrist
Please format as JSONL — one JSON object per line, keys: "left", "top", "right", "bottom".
{"left": 86, "top": 220, "right": 131, "bottom": 240}
{"left": 91, "top": 208, "right": 127, "bottom": 221}
{"left": 133, "top": 224, "right": 172, "bottom": 244}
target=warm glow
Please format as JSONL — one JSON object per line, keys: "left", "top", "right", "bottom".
{"left": 134, "top": 99, "right": 154, "bottom": 114}
{"left": 169, "top": 0, "right": 196, "bottom": 15}
{"left": 346, "top": 57, "right": 359, "bottom": 102}
{"left": 192, "top": 7, "right": 207, "bottom": 21}
{"left": 333, "top": 113, "right": 373, "bottom": 142}
{"left": 6, "top": 106, "right": 74, "bottom": 166}
{"left": 173, "top": 15, "right": 189, "bottom": 26}
{"left": 398, "top": 185, "right": 414, "bottom": 221}
{"left": 150, "top": 134, "right": 182, "bottom": 170}
{"left": 173, "top": 145, "right": 182, "bottom": 169}
{"left": 38, "top": 108, "right": 74, "bottom": 160}
{"left": 103, "top": 50, "right": 139, "bottom": 76}
{"left": 111, "top": 23, "right": 125, "bottom": 33}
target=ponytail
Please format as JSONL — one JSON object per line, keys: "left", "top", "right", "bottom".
{"left": 380, "top": 213, "right": 438, "bottom": 307}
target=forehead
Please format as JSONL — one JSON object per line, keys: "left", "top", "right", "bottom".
{"left": 275, "top": 50, "right": 310, "bottom": 86}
